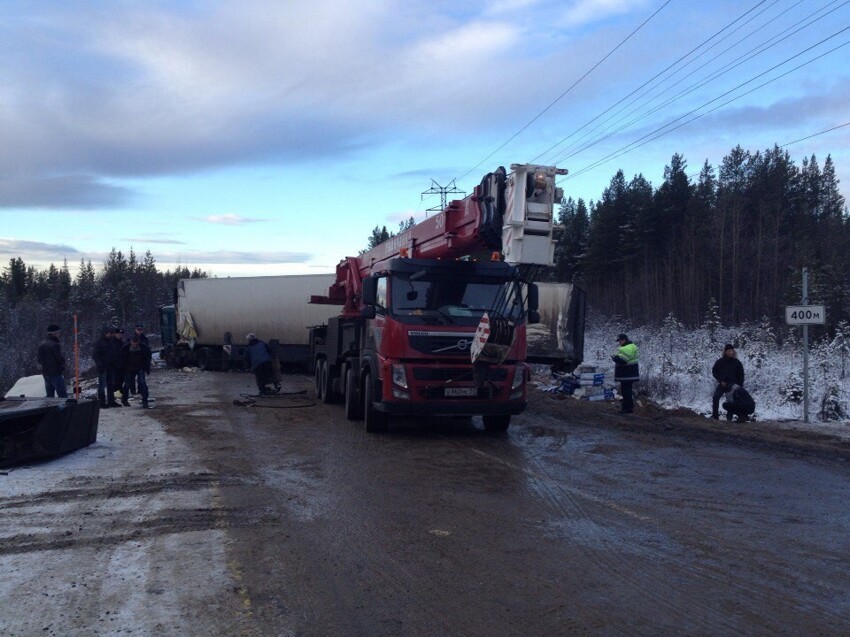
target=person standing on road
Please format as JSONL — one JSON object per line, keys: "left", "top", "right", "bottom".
{"left": 123, "top": 335, "right": 152, "bottom": 408}
{"left": 93, "top": 327, "right": 119, "bottom": 408}
{"left": 37, "top": 324, "right": 67, "bottom": 398}
{"left": 244, "top": 333, "right": 279, "bottom": 395}
{"left": 711, "top": 344, "right": 745, "bottom": 420}
{"left": 612, "top": 333, "right": 640, "bottom": 414}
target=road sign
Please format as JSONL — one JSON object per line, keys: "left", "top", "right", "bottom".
{"left": 785, "top": 305, "right": 825, "bottom": 325}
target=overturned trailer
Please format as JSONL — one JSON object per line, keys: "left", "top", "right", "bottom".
{"left": 0, "top": 396, "right": 100, "bottom": 469}
{"left": 526, "top": 282, "right": 586, "bottom": 372}
{"left": 160, "top": 274, "right": 338, "bottom": 370}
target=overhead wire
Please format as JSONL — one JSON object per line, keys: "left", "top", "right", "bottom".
{"left": 551, "top": 0, "right": 848, "bottom": 166}
{"left": 532, "top": 0, "right": 782, "bottom": 165}
{"left": 563, "top": 32, "right": 850, "bottom": 181}
{"left": 780, "top": 121, "right": 850, "bottom": 147}
{"left": 449, "top": 0, "right": 673, "bottom": 187}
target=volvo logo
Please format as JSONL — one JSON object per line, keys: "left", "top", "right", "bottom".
{"left": 432, "top": 338, "right": 471, "bottom": 354}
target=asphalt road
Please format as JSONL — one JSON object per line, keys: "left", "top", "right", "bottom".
{"left": 2, "top": 369, "right": 849, "bottom": 636}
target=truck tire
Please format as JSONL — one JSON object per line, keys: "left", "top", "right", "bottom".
{"left": 196, "top": 348, "right": 212, "bottom": 371}
{"left": 344, "top": 367, "right": 363, "bottom": 421}
{"left": 483, "top": 414, "right": 510, "bottom": 433}
{"left": 363, "top": 373, "right": 388, "bottom": 433}
{"left": 321, "top": 362, "right": 335, "bottom": 404}
{"left": 315, "top": 360, "right": 324, "bottom": 400}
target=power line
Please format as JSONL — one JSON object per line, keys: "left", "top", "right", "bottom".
{"left": 563, "top": 33, "right": 850, "bottom": 180}
{"left": 552, "top": 0, "right": 848, "bottom": 166}
{"left": 532, "top": 0, "right": 780, "bottom": 164}
{"left": 780, "top": 121, "right": 850, "bottom": 147}
{"left": 450, "top": 0, "right": 673, "bottom": 185}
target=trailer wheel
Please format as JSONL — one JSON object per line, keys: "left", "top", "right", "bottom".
{"left": 363, "top": 373, "right": 388, "bottom": 433}
{"left": 315, "top": 360, "right": 324, "bottom": 400}
{"left": 196, "top": 348, "right": 212, "bottom": 371}
{"left": 483, "top": 414, "right": 510, "bottom": 433}
{"left": 321, "top": 362, "right": 336, "bottom": 404}
{"left": 344, "top": 367, "right": 363, "bottom": 421}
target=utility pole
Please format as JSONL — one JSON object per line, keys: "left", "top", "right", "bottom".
{"left": 421, "top": 180, "right": 465, "bottom": 215}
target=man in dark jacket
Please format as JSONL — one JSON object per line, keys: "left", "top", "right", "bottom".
{"left": 244, "top": 333, "right": 278, "bottom": 395}
{"left": 122, "top": 335, "right": 152, "bottom": 408}
{"left": 37, "top": 324, "right": 67, "bottom": 398}
{"left": 612, "top": 333, "right": 640, "bottom": 414}
{"left": 92, "top": 326, "right": 119, "bottom": 408}
{"left": 722, "top": 384, "right": 756, "bottom": 422}
{"left": 711, "top": 344, "right": 745, "bottom": 419}
{"left": 133, "top": 324, "right": 149, "bottom": 348}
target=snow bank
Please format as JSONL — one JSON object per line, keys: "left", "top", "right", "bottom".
{"left": 5, "top": 374, "right": 48, "bottom": 398}
{"left": 583, "top": 313, "right": 850, "bottom": 425}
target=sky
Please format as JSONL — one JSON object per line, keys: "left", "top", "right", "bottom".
{"left": 2, "top": 0, "right": 849, "bottom": 277}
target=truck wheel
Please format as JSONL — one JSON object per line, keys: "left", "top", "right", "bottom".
{"left": 196, "top": 348, "right": 212, "bottom": 371}
{"left": 315, "top": 360, "right": 324, "bottom": 400}
{"left": 363, "top": 373, "right": 388, "bottom": 433}
{"left": 483, "top": 414, "right": 510, "bottom": 433}
{"left": 321, "top": 362, "right": 335, "bottom": 404}
{"left": 344, "top": 367, "right": 363, "bottom": 421}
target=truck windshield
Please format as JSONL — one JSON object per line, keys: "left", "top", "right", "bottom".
{"left": 389, "top": 272, "right": 523, "bottom": 326}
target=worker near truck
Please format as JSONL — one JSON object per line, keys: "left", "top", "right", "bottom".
{"left": 92, "top": 327, "right": 120, "bottom": 408}
{"left": 244, "top": 333, "right": 279, "bottom": 395}
{"left": 612, "top": 333, "right": 640, "bottom": 414}
{"left": 37, "top": 324, "right": 67, "bottom": 398}
{"left": 122, "top": 335, "right": 152, "bottom": 408}
{"left": 711, "top": 344, "right": 745, "bottom": 420}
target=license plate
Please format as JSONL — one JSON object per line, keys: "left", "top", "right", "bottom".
{"left": 445, "top": 387, "right": 477, "bottom": 397}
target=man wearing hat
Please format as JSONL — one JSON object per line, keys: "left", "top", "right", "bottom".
{"left": 711, "top": 344, "right": 744, "bottom": 420}
{"left": 612, "top": 333, "right": 640, "bottom": 414}
{"left": 92, "top": 326, "right": 119, "bottom": 408}
{"left": 37, "top": 324, "right": 67, "bottom": 398}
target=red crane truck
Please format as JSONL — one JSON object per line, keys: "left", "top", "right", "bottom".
{"left": 310, "top": 163, "right": 567, "bottom": 433}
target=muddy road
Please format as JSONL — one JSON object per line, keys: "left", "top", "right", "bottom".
{"left": 2, "top": 369, "right": 850, "bottom": 636}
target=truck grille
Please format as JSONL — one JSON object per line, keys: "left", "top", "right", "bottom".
{"left": 408, "top": 332, "right": 476, "bottom": 357}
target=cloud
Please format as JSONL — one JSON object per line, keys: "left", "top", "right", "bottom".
{"left": 121, "top": 237, "right": 188, "bottom": 245}
{"left": 0, "top": 175, "right": 132, "bottom": 209}
{"left": 157, "top": 250, "right": 313, "bottom": 264}
{"left": 559, "top": 0, "right": 652, "bottom": 28}
{"left": 195, "top": 214, "right": 267, "bottom": 225}
{"left": 0, "top": 0, "right": 627, "bottom": 207}
{"left": 0, "top": 238, "right": 84, "bottom": 262}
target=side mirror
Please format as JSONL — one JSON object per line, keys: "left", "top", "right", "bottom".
{"left": 527, "top": 283, "right": 539, "bottom": 312}
{"left": 362, "top": 276, "right": 377, "bottom": 306}
{"left": 361, "top": 305, "right": 376, "bottom": 319}
{"left": 527, "top": 310, "right": 540, "bottom": 324}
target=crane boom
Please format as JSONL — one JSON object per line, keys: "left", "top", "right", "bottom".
{"left": 312, "top": 164, "right": 566, "bottom": 317}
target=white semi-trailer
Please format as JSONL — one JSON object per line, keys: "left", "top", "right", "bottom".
{"left": 160, "top": 274, "right": 338, "bottom": 370}
{"left": 527, "top": 282, "right": 586, "bottom": 372}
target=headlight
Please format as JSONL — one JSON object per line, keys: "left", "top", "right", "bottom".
{"left": 392, "top": 363, "right": 408, "bottom": 389}
{"left": 511, "top": 364, "right": 524, "bottom": 390}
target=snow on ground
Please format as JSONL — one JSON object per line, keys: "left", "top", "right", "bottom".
{"left": 0, "top": 374, "right": 242, "bottom": 636}
{"left": 579, "top": 313, "right": 850, "bottom": 436}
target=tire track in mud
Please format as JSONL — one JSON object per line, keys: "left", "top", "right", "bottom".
{"left": 464, "top": 441, "right": 745, "bottom": 636}
{"left": 0, "top": 472, "right": 248, "bottom": 509}
{"left": 0, "top": 470, "right": 279, "bottom": 558}
{"left": 490, "top": 414, "right": 849, "bottom": 635}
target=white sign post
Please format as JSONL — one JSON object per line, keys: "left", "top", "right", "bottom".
{"left": 785, "top": 268, "right": 826, "bottom": 423}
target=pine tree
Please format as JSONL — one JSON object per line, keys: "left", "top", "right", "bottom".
{"left": 702, "top": 297, "right": 721, "bottom": 344}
